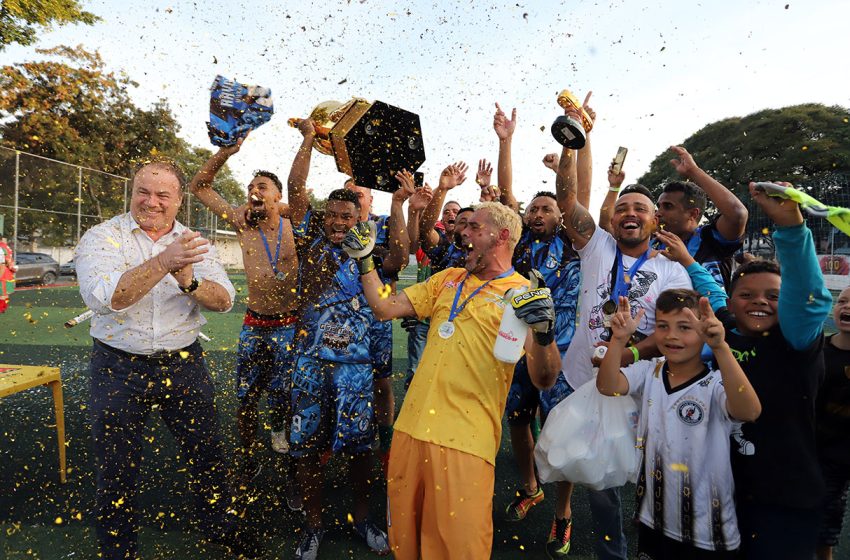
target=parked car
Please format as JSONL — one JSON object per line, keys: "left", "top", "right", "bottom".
{"left": 14, "top": 252, "right": 60, "bottom": 285}
{"left": 59, "top": 259, "right": 76, "bottom": 278}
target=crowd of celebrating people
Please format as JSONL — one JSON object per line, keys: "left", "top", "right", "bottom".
{"left": 70, "top": 93, "right": 850, "bottom": 560}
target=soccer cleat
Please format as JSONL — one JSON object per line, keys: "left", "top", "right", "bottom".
{"left": 504, "top": 486, "right": 544, "bottom": 522}
{"left": 295, "top": 527, "right": 324, "bottom": 560}
{"left": 545, "top": 517, "right": 572, "bottom": 558}
{"left": 271, "top": 430, "right": 290, "bottom": 454}
{"left": 353, "top": 519, "right": 390, "bottom": 556}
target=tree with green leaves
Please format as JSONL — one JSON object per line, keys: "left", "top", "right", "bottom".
{"left": 0, "top": 0, "right": 99, "bottom": 49}
{"left": 638, "top": 103, "right": 850, "bottom": 255}
{"left": 0, "top": 45, "right": 243, "bottom": 245}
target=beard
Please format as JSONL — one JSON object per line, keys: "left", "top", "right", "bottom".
{"left": 246, "top": 207, "right": 268, "bottom": 227}
{"left": 464, "top": 237, "right": 496, "bottom": 274}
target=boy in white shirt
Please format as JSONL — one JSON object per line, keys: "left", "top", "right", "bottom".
{"left": 597, "top": 289, "right": 761, "bottom": 559}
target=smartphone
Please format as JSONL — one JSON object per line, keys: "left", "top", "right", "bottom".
{"left": 611, "top": 146, "right": 628, "bottom": 175}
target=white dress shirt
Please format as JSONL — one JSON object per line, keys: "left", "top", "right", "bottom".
{"left": 75, "top": 212, "right": 235, "bottom": 355}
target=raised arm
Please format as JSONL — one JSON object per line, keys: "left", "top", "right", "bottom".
{"left": 420, "top": 162, "right": 467, "bottom": 250}
{"left": 406, "top": 184, "right": 433, "bottom": 254}
{"left": 575, "top": 92, "right": 595, "bottom": 209}
{"left": 493, "top": 102, "right": 519, "bottom": 212}
{"left": 669, "top": 146, "right": 748, "bottom": 241}
{"left": 555, "top": 118, "right": 596, "bottom": 250}
{"left": 381, "top": 170, "right": 416, "bottom": 275}
{"left": 287, "top": 118, "right": 316, "bottom": 226}
{"left": 750, "top": 182, "right": 831, "bottom": 350}
{"left": 188, "top": 140, "right": 242, "bottom": 227}
{"left": 361, "top": 267, "right": 416, "bottom": 320}
{"left": 599, "top": 162, "right": 625, "bottom": 234}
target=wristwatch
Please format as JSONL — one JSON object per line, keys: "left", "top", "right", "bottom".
{"left": 179, "top": 277, "right": 200, "bottom": 294}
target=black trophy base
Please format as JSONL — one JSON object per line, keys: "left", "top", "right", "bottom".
{"left": 551, "top": 115, "right": 587, "bottom": 149}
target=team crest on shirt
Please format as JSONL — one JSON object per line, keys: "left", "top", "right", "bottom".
{"left": 677, "top": 400, "right": 704, "bottom": 425}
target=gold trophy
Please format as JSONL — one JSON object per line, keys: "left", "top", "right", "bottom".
{"left": 289, "top": 98, "right": 425, "bottom": 192}
{"left": 550, "top": 89, "right": 594, "bottom": 149}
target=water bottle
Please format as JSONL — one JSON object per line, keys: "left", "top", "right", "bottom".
{"left": 591, "top": 345, "right": 608, "bottom": 376}
{"left": 494, "top": 287, "right": 529, "bottom": 363}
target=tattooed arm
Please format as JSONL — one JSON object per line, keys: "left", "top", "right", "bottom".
{"left": 556, "top": 133, "right": 597, "bottom": 250}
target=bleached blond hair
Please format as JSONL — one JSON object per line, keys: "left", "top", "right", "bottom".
{"left": 474, "top": 201, "right": 522, "bottom": 250}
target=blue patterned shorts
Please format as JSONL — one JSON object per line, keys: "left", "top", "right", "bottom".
{"left": 289, "top": 355, "right": 374, "bottom": 457}
{"left": 235, "top": 323, "right": 296, "bottom": 408}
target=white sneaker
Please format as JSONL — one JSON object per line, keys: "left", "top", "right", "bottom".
{"left": 353, "top": 519, "right": 390, "bottom": 555}
{"left": 271, "top": 430, "right": 290, "bottom": 454}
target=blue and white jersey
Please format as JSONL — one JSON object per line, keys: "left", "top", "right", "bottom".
{"left": 513, "top": 225, "right": 581, "bottom": 353}
{"left": 426, "top": 229, "right": 466, "bottom": 274}
{"left": 293, "top": 208, "right": 390, "bottom": 364}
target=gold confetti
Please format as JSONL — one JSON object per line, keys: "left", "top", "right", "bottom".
{"left": 54, "top": 517, "right": 63, "bottom": 525}
{"left": 164, "top": 378, "right": 172, "bottom": 387}
{"left": 761, "top": 228, "right": 769, "bottom": 235}
{"left": 179, "top": 351, "right": 190, "bottom": 359}
{"left": 346, "top": 513, "right": 354, "bottom": 524}
{"left": 670, "top": 463, "right": 689, "bottom": 472}
{"left": 106, "top": 236, "right": 121, "bottom": 249}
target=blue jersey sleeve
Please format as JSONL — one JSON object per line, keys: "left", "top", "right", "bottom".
{"left": 774, "top": 222, "right": 832, "bottom": 350}
{"left": 686, "top": 261, "right": 728, "bottom": 312}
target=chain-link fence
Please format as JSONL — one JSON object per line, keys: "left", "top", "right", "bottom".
{"left": 742, "top": 171, "right": 850, "bottom": 290}
{"left": 0, "top": 146, "right": 237, "bottom": 269}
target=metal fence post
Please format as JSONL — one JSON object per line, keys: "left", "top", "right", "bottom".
{"left": 77, "top": 167, "right": 83, "bottom": 243}
{"left": 12, "top": 150, "right": 19, "bottom": 255}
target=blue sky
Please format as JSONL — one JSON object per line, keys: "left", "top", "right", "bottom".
{"left": 2, "top": 0, "right": 849, "bottom": 214}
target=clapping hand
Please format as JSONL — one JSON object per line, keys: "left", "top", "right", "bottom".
{"left": 157, "top": 230, "right": 209, "bottom": 273}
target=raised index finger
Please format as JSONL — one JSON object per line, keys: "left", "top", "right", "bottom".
{"left": 583, "top": 90, "right": 593, "bottom": 107}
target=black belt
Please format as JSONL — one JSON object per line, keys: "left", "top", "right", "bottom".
{"left": 94, "top": 338, "right": 200, "bottom": 361}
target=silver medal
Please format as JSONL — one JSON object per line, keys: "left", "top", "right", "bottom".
{"left": 351, "top": 297, "right": 360, "bottom": 311}
{"left": 438, "top": 321, "right": 456, "bottom": 339}
{"left": 275, "top": 271, "right": 287, "bottom": 281}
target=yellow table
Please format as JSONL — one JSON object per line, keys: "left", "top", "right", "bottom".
{"left": 0, "top": 364, "right": 65, "bottom": 483}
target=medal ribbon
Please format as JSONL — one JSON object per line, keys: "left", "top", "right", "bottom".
{"left": 610, "top": 248, "right": 650, "bottom": 303}
{"left": 448, "top": 267, "right": 515, "bottom": 323}
{"left": 258, "top": 216, "right": 283, "bottom": 277}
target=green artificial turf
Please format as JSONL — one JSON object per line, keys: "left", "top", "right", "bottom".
{"left": 1, "top": 280, "right": 848, "bottom": 559}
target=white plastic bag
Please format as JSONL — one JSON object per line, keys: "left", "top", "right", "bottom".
{"left": 534, "top": 378, "right": 641, "bottom": 490}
